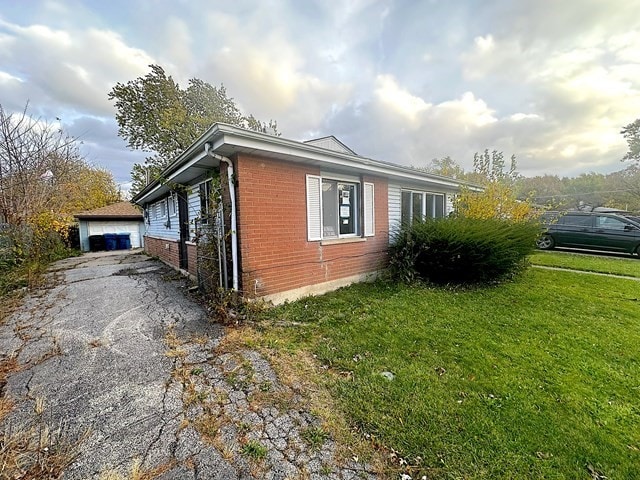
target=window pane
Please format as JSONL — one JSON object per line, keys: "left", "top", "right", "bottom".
{"left": 200, "top": 182, "right": 210, "bottom": 216}
{"left": 401, "top": 191, "right": 412, "bottom": 225}
{"left": 597, "top": 216, "right": 625, "bottom": 230}
{"left": 412, "top": 193, "right": 423, "bottom": 222}
{"left": 564, "top": 215, "right": 592, "bottom": 227}
{"left": 339, "top": 183, "right": 356, "bottom": 235}
{"left": 426, "top": 194, "right": 434, "bottom": 218}
{"left": 322, "top": 180, "right": 338, "bottom": 238}
{"left": 435, "top": 194, "right": 444, "bottom": 218}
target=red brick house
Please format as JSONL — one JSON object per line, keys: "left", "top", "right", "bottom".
{"left": 133, "top": 124, "right": 470, "bottom": 303}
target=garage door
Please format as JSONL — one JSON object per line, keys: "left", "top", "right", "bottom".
{"left": 88, "top": 221, "right": 142, "bottom": 248}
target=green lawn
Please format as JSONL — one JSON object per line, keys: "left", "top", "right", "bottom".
{"left": 260, "top": 269, "right": 640, "bottom": 479}
{"left": 530, "top": 250, "right": 640, "bottom": 278}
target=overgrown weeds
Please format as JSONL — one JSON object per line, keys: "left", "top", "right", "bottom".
{"left": 0, "top": 419, "right": 87, "bottom": 480}
{"left": 98, "top": 458, "right": 176, "bottom": 480}
{"left": 202, "top": 288, "right": 267, "bottom": 326}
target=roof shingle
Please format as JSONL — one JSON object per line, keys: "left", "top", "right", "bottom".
{"left": 75, "top": 201, "right": 143, "bottom": 219}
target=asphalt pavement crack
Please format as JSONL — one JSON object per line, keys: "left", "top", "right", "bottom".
{"left": 1, "top": 251, "right": 379, "bottom": 479}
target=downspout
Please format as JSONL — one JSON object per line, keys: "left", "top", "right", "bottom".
{"left": 204, "top": 143, "right": 239, "bottom": 291}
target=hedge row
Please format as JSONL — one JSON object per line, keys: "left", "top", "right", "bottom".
{"left": 389, "top": 217, "right": 540, "bottom": 285}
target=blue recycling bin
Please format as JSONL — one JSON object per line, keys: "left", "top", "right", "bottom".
{"left": 103, "top": 233, "right": 117, "bottom": 251}
{"left": 116, "top": 233, "right": 131, "bottom": 250}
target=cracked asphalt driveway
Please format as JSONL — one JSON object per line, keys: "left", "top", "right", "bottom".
{"left": 0, "top": 250, "right": 376, "bottom": 479}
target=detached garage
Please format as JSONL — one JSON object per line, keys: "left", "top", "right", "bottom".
{"left": 75, "top": 202, "right": 145, "bottom": 252}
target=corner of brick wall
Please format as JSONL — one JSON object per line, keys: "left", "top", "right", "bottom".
{"left": 234, "top": 154, "right": 389, "bottom": 299}
{"left": 143, "top": 236, "right": 181, "bottom": 270}
{"left": 186, "top": 243, "right": 197, "bottom": 276}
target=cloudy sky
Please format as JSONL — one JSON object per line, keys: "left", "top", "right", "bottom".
{"left": 1, "top": 0, "right": 639, "bottom": 188}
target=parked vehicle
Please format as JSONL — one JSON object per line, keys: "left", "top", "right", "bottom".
{"left": 537, "top": 212, "right": 640, "bottom": 256}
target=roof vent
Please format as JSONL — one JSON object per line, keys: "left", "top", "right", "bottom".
{"left": 303, "top": 136, "right": 356, "bottom": 155}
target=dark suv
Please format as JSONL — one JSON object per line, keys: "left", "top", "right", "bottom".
{"left": 537, "top": 212, "right": 640, "bottom": 256}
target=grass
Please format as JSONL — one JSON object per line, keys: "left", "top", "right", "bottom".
{"left": 256, "top": 268, "right": 640, "bottom": 479}
{"left": 301, "top": 425, "right": 330, "bottom": 451}
{"left": 241, "top": 440, "right": 268, "bottom": 460}
{"left": 530, "top": 250, "right": 640, "bottom": 277}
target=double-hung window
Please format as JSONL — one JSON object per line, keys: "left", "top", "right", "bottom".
{"left": 401, "top": 190, "right": 445, "bottom": 224}
{"left": 306, "top": 175, "right": 375, "bottom": 241}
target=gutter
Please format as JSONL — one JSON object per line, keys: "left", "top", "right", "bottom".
{"left": 204, "top": 143, "right": 239, "bottom": 292}
{"left": 133, "top": 123, "right": 481, "bottom": 203}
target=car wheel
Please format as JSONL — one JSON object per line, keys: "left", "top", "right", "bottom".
{"left": 536, "top": 234, "right": 555, "bottom": 250}
{"left": 636, "top": 244, "right": 640, "bottom": 257}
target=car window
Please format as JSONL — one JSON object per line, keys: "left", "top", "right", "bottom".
{"left": 596, "top": 216, "right": 626, "bottom": 231}
{"left": 562, "top": 215, "right": 592, "bottom": 227}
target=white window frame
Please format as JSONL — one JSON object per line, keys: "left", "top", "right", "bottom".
{"left": 199, "top": 180, "right": 213, "bottom": 224}
{"left": 158, "top": 199, "right": 167, "bottom": 219}
{"left": 322, "top": 178, "right": 359, "bottom": 239}
{"left": 168, "top": 193, "right": 178, "bottom": 217}
{"left": 401, "top": 190, "right": 445, "bottom": 224}
{"left": 306, "top": 174, "right": 375, "bottom": 241}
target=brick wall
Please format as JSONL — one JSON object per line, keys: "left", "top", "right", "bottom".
{"left": 186, "top": 242, "right": 198, "bottom": 276}
{"left": 144, "top": 236, "right": 181, "bottom": 270}
{"left": 234, "top": 153, "right": 389, "bottom": 299}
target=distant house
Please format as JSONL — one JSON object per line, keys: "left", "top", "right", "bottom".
{"left": 133, "top": 123, "right": 473, "bottom": 304}
{"left": 75, "top": 201, "right": 144, "bottom": 251}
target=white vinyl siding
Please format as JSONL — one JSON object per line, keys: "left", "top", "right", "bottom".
{"left": 364, "top": 182, "right": 374, "bottom": 237}
{"left": 144, "top": 196, "right": 179, "bottom": 240}
{"left": 446, "top": 194, "right": 454, "bottom": 215}
{"left": 306, "top": 175, "right": 322, "bottom": 241}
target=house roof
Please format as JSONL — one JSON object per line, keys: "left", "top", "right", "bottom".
{"left": 133, "top": 123, "right": 481, "bottom": 204}
{"left": 75, "top": 201, "right": 143, "bottom": 220}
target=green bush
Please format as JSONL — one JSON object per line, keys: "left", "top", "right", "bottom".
{"left": 389, "top": 217, "right": 540, "bottom": 285}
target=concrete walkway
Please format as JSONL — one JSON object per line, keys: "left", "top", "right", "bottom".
{"left": 532, "top": 264, "right": 640, "bottom": 281}
{"left": 0, "top": 251, "right": 375, "bottom": 479}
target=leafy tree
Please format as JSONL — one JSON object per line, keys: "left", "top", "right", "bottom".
{"left": 0, "top": 103, "right": 119, "bottom": 263}
{"left": 455, "top": 150, "right": 533, "bottom": 221}
{"left": 515, "top": 174, "right": 565, "bottom": 209}
{"left": 420, "top": 156, "right": 466, "bottom": 179}
{"left": 606, "top": 165, "right": 640, "bottom": 211}
{"left": 108, "top": 65, "right": 278, "bottom": 195}
{"left": 621, "top": 119, "right": 640, "bottom": 163}
{"left": 0, "top": 103, "right": 119, "bottom": 226}
{"left": 469, "top": 149, "right": 519, "bottom": 185}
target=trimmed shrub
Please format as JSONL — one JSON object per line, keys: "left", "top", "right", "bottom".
{"left": 389, "top": 217, "right": 540, "bottom": 285}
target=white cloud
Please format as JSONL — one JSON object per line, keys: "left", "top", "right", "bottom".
{"left": 474, "top": 34, "right": 495, "bottom": 53}
{"left": 0, "top": 18, "right": 154, "bottom": 116}
{"left": 196, "top": 10, "right": 353, "bottom": 134}
{"left": 2, "top": 0, "right": 640, "bottom": 182}
{"left": 374, "top": 74, "right": 430, "bottom": 124}
{"left": 0, "top": 70, "right": 23, "bottom": 84}
{"left": 435, "top": 92, "right": 497, "bottom": 128}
